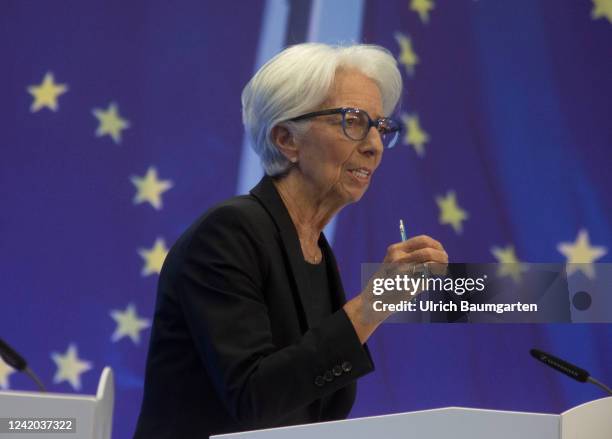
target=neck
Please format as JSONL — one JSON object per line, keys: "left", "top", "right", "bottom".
{"left": 272, "top": 170, "right": 345, "bottom": 248}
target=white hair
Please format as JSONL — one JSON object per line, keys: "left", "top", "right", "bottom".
{"left": 241, "top": 43, "right": 403, "bottom": 176}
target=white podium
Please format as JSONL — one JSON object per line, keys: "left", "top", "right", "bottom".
{"left": 0, "top": 367, "right": 114, "bottom": 439}
{"left": 212, "top": 397, "right": 612, "bottom": 439}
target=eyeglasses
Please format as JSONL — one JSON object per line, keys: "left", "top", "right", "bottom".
{"left": 287, "top": 107, "right": 402, "bottom": 149}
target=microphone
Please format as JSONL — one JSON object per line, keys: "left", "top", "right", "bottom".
{"left": 0, "top": 338, "right": 27, "bottom": 371}
{"left": 530, "top": 348, "right": 612, "bottom": 395}
{"left": 0, "top": 338, "right": 46, "bottom": 391}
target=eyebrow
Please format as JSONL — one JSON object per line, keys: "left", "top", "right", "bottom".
{"left": 341, "top": 105, "right": 384, "bottom": 120}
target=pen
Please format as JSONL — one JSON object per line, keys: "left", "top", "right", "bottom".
{"left": 399, "top": 219, "right": 407, "bottom": 242}
{"left": 400, "top": 220, "right": 430, "bottom": 279}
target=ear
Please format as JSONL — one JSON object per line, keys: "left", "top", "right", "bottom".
{"left": 271, "top": 124, "right": 299, "bottom": 163}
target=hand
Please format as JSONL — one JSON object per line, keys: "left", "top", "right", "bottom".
{"left": 344, "top": 235, "right": 448, "bottom": 344}
{"left": 376, "top": 234, "right": 449, "bottom": 303}
{"left": 383, "top": 234, "right": 448, "bottom": 267}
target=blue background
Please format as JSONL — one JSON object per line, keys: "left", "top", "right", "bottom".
{"left": 1, "top": 1, "right": 610, "bottom": 438}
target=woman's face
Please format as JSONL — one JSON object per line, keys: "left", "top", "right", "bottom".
{"left": 296, "top": 69, "right": 385, "bottom": 205}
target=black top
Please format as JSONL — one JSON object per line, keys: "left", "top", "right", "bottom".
{"left": 303, "top": 253, "right": 332, "bottom": 328}
{"left": 133, "top": 176, "right": 374, "bottom": 439}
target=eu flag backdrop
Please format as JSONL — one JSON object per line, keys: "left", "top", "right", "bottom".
{"left": 1, "top": 1, "right": 610, "bottom": 438}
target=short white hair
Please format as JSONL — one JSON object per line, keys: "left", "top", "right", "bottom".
{"left": 241, "top": 43, "right": 403, "bottom": 176}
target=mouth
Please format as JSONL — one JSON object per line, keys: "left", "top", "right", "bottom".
{"left": 347, "top": 167, "right": 372, "bottom": 183}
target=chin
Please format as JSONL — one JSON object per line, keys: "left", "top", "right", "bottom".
{"left": 335, "top": 177, "right": 369, "bottom": 204}
{"left": 345, "top": 185, "right": 368, "bottom": 204}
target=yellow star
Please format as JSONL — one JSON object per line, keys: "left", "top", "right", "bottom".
{"left": 92, "top": 102, "right": 130, "bottom": 144}
{"left": 0, "top": 357, "right": 16, "bottom": 390}
{"left": 436, "top": 191, "right": 468, "bottom": 234}
{"left": 50, "top": 344, "right": 92, "bottom": 391}
{"left": 394, "top": 32, "right": 419, "bottom": 75}
{"left": 592, "top": 0, "right": 612, "bottom": 23}
{"left": 110, "top": 303, "right": 151, "bottom": 344}
{"left": 411, "top": 0, "right": 435, "bottom": 23}
{"left": 138, "top": 237, "right": 169, "bottom": 276}
{"left": 491, "top": 245, "right": 528, "bottom": 283}
{"left": 557, "top": 229, "right": 607, "bottom": 278}
{"left": 401, "top": 113, "right": 430, "bottom": 156}
{"left": 131, "top": 167, "right": 173, "bottom": 210}
{"left": 27, "top": 72, "right": 68, "bottom": 112}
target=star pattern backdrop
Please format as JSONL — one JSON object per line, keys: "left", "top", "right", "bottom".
{"left": 1, "top": 1, "right": 611, "bottom": 438}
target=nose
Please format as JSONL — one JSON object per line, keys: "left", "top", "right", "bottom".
{"left": 359, "top": 125, "right": 384, "bottom": 159}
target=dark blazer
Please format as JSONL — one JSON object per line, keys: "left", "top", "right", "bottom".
{"left": 133, "top": 176, "right": 374, "bottom": 439}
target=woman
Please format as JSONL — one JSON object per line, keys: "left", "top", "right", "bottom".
{"left": 134, "top": 43, "right": 448, "bottom": 439}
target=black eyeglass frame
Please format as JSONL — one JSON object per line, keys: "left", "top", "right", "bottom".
{"left": 286, "top": 107, "right": 402, "bottom": 148}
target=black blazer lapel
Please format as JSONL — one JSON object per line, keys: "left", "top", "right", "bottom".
{"left": 250, "top": 176, "right": 320, "bottom": 329}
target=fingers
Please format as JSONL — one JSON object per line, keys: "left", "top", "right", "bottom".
{"left": 387, "top": 234, "right": 442, "bottom": 254}
{"left": 384, "top": 235, "right": 448, "bottom": 264}
{"left": 395, "top": 248, "right": 448, "bottom": 265}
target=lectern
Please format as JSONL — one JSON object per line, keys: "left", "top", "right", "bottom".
{"left": 0, "top": 366, "right": 114, "bottom": 439}
{"left": 212, "top": 397, "right": 612, "bottom": 439}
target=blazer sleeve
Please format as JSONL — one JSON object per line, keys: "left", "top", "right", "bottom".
{"left": 175, "top": 204, "right": 374, "bottom": 427}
